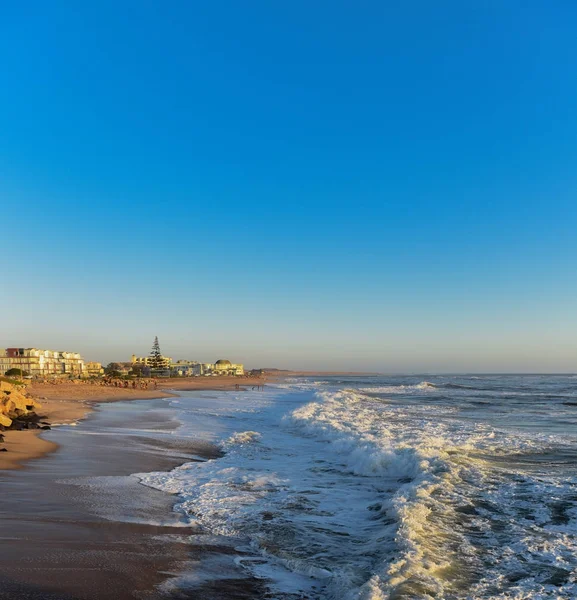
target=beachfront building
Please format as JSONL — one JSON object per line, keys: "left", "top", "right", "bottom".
{"left": 193, "top": 360, "right": 244, "bottom": 376}
{"left": 213, "top": 359, "right": 244, "bottom": 376}
{"left": 170, "top": 360, "right": 199, "bottom": 377}
{"left": 191, "top": 363, "right": 208, "bottom": 376}
{"left": 131, "top": 354, "right": 172, "bottom": 369}
{"left": 85, "top": 361, "right": 104, "bottom": 377}
{"left": 0, "top": 348, "right": 86, "bottom": 378}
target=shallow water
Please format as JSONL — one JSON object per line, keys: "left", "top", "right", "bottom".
{"left": 140, "top": 376, "right": 577, "bottom": 599}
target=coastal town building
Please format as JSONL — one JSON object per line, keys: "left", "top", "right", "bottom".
{"left": 170, "top": 360, "right": 199, "bottom": 377}
{"left": 213, "top": 359, "right": 244, "bottom": 376}
{"left": 193, "top": 360, "right": 244, "bottom": 376}
{"left": 129, "top": 351, "right": 244, "bottom": 377}
{"left": 130, "top": 354, "right": 172, "bottom": 369}
{"left": 0, "top": 348, "right": 86, "bottom": 377}
{"left": 85, "top": 361, "right": 104, "bottom": 377}
{"left": 192, "top": 363, "right": 210, "bottom": 376}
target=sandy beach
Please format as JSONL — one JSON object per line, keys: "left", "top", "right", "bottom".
{"left": 0, "top": 395, "right": 265, "bottom": 599}
{"left": 0, "top": 431, "right": 58, "bottom": 470}
{"left": 0, "top": 376, "right": 264, "bottom": 470}
{"left": 0, "top": 379, "right": 269, "bottom": 598}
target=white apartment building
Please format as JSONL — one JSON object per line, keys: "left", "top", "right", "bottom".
{"left": 0, "top": 348, "right": 86, "bottom": 377}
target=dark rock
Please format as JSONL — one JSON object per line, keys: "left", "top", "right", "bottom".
{"left": 19, "top": 412, "right": 39, "bottom": 422}
{"left": 40, "top": 425, "right": 51, "bottom": 430}
{"left": 0, "top": 448, "right": 7, "bottom": 452}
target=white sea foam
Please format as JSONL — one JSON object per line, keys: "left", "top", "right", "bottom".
{"left": 138, "top": 381, "right": 577, "bottom": 599}
{"left": 360, "top": 381, "right": 439, "bottom": 395}
{"left": 224, "top": 430, "right": 262, "bottom": 446}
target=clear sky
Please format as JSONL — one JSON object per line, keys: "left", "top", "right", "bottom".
{"left": 1, "top": 1, "right": 576, "bottom": 372}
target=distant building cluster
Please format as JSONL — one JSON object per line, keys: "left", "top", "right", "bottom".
{"left": 130, "top": 354, "right": 244, "bottom": 377}
{"left": 0, "top": 340, "right": 245, "bottom": 380}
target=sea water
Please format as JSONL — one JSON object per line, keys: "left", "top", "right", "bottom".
{"left": 138, "top": 376, "right": 577, "bottom": 599}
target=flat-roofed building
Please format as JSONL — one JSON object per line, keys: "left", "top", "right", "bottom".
{"left": 0, "top": 348, "right": 86, "bottom": 377}
{"left": 170, "top": 360, "right": 199, "bottom": 377}
{"left": 130, "top": 354, "right": 172, "bottom": 368}
{"left": 85, "top": 361, "right": 104, "bottom": 377}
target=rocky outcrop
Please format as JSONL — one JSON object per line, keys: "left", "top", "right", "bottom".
{"left": 0, "top": 380, "right": 43, "bottom": 429}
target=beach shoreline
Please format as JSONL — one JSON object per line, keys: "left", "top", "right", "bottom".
{"left": 0, "top": 376, "right": 265, "bottom": 470}
{"left": 0, "top": 395, "right": 264, "bottom": 600}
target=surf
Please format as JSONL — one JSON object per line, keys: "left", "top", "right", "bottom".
{"left": 137, "top": 377, "right": 577, "bottom": 599}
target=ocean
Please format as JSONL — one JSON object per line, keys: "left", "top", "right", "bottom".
{"left": 138, "top": 375, "right": 577, "bottom": 599}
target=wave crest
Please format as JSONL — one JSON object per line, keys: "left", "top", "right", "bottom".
{"left": 224, "top": 431, "right": 262, "bottom": 446}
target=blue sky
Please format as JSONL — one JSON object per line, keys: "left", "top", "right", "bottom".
{"left": 1, "top": 1, "right": 576, "bottom": 371}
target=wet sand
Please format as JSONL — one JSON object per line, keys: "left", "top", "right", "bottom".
{"left": 0, "top": 397, "right": 264, "bottom": 599}
{"left": 0, "top": 378, "right": 264, "bottom": 470}
{"left": 0, "top": 430, "right": 58, "bottom": 470}
{"left": 0, "top": 384, "right": 176, "bottom": 471}
{"left": 0, "top": 397, "right": 96, "bottom": 470}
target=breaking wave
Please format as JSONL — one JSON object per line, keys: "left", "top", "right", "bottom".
{"left": 138, "top": 380, "right": 577, "bottom": 599}
{"left": 224, "top": 430, "right": 262, "bottom": 446}
{"left": 360, "top": 381, "right": 438, "bottom": 395}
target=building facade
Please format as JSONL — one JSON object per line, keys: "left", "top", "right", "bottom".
{"left": 85, "top": 362, "right": 104, "bottom": 377}
{"left": 213, "top": 359, "right": 244, "bottom": 375}
{"left": 192, "top": 363, "right": 211, "bottom": 376}
{"left": 130, "top": 354, "right": 172, "bottom": 368}
{"left": 193, "top": 359, "right": 244, "bottom": 376}
{"left": 0, "top": 348, "right": 86, "bottom": 377}
{"left": 170, "top": 360, "right": 199, "bottom": 377}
